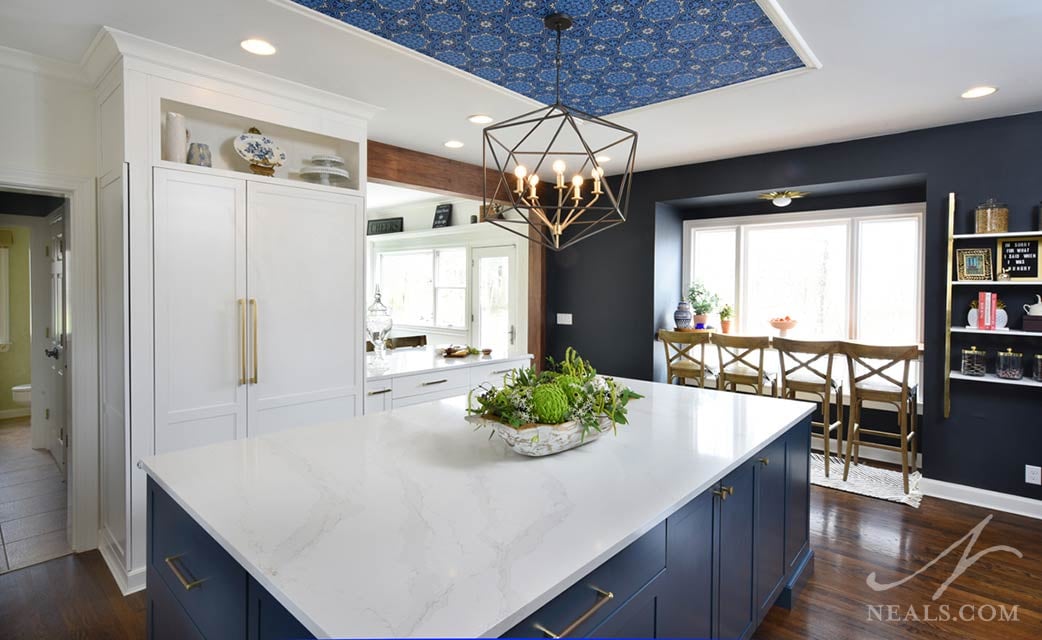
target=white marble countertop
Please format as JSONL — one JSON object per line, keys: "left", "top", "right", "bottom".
{"left": 366, "top": 346, "right": 533, "bottom": 381}
{"left": 140, "top": 380, "right": 813, "bottom": 638}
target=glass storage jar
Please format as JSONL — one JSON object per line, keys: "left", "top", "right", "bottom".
{"left": 996, "top": 348, "right": 1023, "bottom": 380}
{"left": 975, "top": 198, "right": 1009, "bottom": 234}
{"left": 1034, "top": 354, "right": 1042, "bottom": 382}
{"left": 960, "top": 346, "right": 986, "bottom": 377}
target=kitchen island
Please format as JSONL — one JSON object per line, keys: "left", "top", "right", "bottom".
{"left": 140, "top": 380, "right": 814, "bottom": 639}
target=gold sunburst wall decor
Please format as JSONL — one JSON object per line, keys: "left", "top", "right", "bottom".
{"left": 758, "top": 190, "right": 810, "bottom": 207}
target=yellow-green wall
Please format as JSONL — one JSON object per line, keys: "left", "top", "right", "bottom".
{"left": 0, "top": 226, "right": 31, "bottom": 413}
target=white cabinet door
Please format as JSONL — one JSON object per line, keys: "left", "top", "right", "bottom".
{"left": 154, "top": 168, "right": 247, "bottom": 453}
{"left": 246, "top": 182, "right": 363, "bottom": 436}
{"left": 363, "top": 383, "right": 393, "bottom": 415}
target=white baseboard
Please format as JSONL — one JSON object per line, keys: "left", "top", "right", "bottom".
{"left": 920, "top": 478, "right": 1042, "bottom": 521}
{"left": 812, "top": 435, "right": 922, "bottom": 470}
{"left": 98, "top": 528, "right": 146, "bottom": 595}
{"left": 0, "top": 407, "right": 30, "bottom": 420}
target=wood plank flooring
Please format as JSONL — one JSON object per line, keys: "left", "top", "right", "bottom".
{"left": 0, "top": 483, "right": 1037, "bottom": 638}
{"left": 0, "top": 417, "right": 70, "bottom": 573}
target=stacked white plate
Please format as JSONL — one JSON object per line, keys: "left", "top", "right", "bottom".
{"left": 300, "top": 154, "right": 351, "bottom": 187}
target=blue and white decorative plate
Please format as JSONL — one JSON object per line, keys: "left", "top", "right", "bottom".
{"left": 233, "top": 130, "right": 286, "bottom": 168}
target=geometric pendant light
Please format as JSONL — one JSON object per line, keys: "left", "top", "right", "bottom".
{"left": 483, "top": 13, "right": 638, "bottom": 251}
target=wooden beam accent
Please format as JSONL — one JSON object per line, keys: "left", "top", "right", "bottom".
{"left": 367, "top": 140, "right": 546, "bottom": 366}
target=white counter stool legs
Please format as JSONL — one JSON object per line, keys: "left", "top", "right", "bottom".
{"left": 658, "top": 330, "right": 714, "bottom": 388}
{"left": 841, "top": 342, "right": 920, "bottom": 494}
{"left": 713, "top": 333, "right": 777, "bottom": 397}
{"left": 774, "top": 338, "right": 844, "bottom": 477}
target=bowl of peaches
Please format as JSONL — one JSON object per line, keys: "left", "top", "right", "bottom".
{"left": 769, "top": 316, "right": 797, "bottom": 337}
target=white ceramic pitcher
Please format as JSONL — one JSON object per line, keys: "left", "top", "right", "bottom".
{"left": 1024, "top": 294, "right": 1042, "bottom": 316}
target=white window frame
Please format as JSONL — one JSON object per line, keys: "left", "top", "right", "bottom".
{"left": 682, "top": 203, "right": 925, "bottom": 344}
{"left": 374, "top": 246, "right": 469, "bottom": 332}
{"left": 0, "top": 245, "right": 9, "bottom": 346}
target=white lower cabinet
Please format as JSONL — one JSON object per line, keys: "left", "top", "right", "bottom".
{"left": 153, "top": 167, "right": 363, "bottom": 453}
{"left": 363, "top": 357, "right": 531, "bottom": 414}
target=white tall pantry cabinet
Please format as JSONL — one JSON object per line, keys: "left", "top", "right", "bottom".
{"left": 89, "top": 29, "right": 377, "bottom": 594}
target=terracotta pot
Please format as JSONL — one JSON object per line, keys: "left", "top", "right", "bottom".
{"left": 720, "top": 319, "right": 732, "bottom": 334}
{"left": 693, "top": 313, "right": 708, "bottom": 327}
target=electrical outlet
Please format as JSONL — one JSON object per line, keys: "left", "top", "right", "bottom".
{"left": 557, "top": 313, "right": 573, "bottom": 325}
{"left": 1026, "top": 465, "right": 1042, "bottom": 486}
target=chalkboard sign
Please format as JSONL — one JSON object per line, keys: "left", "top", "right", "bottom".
{"left": 999, "top": 237, "right": 1041, "bottom": 280}
{"left": 366, "top": 217, "right": 403, "bottom": 236}
{"left": 433, "top": 203, "right": 453, "bottom": 228}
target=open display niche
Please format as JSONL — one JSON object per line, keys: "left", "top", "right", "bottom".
{"left": 159, "top": 99, "right": 361, "bottom": 191}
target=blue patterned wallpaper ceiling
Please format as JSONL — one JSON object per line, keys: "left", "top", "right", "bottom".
{"left": 292, "top": 0, "right": 804, "bottom": 115}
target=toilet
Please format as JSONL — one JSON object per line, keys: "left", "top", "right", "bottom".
{"left": 11, "top": 384, "right": 31, "bottom": 407}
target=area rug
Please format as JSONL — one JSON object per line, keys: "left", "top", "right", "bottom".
{"left": 810, "top": 453, "right": 923, "bottom": 508}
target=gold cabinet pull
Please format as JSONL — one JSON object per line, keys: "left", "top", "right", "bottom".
{"left": 758, "top": 457, "right": 770, "bottom": 466}
{"left": 491, "top": 369, "right": 513, "bottom": 375}
{"left": 164, "top": 555, "right": 207, "bottom": 591}
{"left": 533, "top": 586, "right": 614, "bottom": 638}
{"left": 250, "top": 298, "right": 258, "bottom": 384}
{"left": 239, "top": 299, "right": 247, "bottom": 385}
{"left": 421, "top": 379, "right": 448, "bottom": 386}
{"left": 366, "top": 389, "right": 391, "bottom": 396}
{"left": 713, "top": 485, "right": 735, "bottom": 501}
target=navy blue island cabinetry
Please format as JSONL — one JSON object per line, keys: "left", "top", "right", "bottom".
{"left": 146, "top": 416, "right": 811, "bottom": 639}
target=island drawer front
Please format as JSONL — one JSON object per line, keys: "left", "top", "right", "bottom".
{"left": 501, "top": 520, "right": 666, "bottom": 638}
{"left": 148, "top": 479, "right": 247, "bottom": 640}
{"left": 393, "top": 368, "right": 471, "bottom": 399}
{"left": 392, "top": 385, "right": 470, "bottom": 408}
{"left": 470, "top": 359, "right": 530, "bottom": 388}
{"left": 147, "top": 567, "right": 205, "bottom": 640}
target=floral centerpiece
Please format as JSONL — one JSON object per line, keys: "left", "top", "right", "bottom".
{"left": 466, "top": 348, "right": 643, "bottom": 457}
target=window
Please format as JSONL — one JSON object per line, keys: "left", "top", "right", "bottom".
{"left": 684, "top": 204, "right": 924, "bottom": 344}
{"left": 376, "top": 247, "right": 467, "bottom": 329}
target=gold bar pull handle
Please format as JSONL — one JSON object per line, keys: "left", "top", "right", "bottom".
{"left": 533, "top": 586, "right": 614, "bottom": 638}
{"left": 250, "top": 298, "right": 258, "bottom": 384}
{"left": 164, "top": 555, "right": 207, "bottom": 591}
{"left": 239, "top": 299, "right": 246, "bottom": 385}
{"left": 758, "top": 457, "right": 769, "bottom": 466}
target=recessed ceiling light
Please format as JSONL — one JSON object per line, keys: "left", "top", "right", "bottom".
{"left": 961, "top": 86, "right": 997, "bottom": 99}
{"left": 595, "top": 155, "right": 611, "bottom": 163}
{"left": 240, "top": 39, "right": 277, "bottom": 56}
{"left": 468, "top": 114, "right": 494, "bottom": 124}
{"left": 444, "top": 140, "right": 464, "bottom": 149}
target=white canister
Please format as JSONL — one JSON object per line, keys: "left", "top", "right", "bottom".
{"left": 163, "top": 112, "right": 188, "bottom": 163}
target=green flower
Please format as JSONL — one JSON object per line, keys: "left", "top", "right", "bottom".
{"left": 531, "top": 384, "right": 570, "bottom": 424}
{"left": 554, "top": 374, "right": 582, "bottom": 402}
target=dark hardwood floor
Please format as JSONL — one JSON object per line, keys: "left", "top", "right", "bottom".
{"left": 0, "top": 487, "right": 1037, "bottom": 639}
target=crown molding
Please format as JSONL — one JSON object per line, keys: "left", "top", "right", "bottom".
{"left": 0, "top": 44, "right": 87, "bottom": 85}
{"left": 99, "top": 27, "right": 382, "bottom": 121}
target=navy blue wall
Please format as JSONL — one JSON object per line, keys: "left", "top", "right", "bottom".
{"left": 546, "top": 110, "right": 1042, "bottom": 499}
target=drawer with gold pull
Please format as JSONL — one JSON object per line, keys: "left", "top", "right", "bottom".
{"left": 501, "top": 520, "right": 666, "bottom": 637}
{"left": 148, "top": 478, "right": 246, "bottom": 640}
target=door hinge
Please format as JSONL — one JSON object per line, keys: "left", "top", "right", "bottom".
{"left": 45, "top": 245, "right": 50, "bottom": 258}
{"left": 45, "top": 327, "right": 50, "bottom": 338}
{"left": 45, "top": 408, "right": 50, "bottom": 419}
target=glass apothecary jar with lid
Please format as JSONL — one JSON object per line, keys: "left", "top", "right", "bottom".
{"left": 1033, "top": 354, "right": 1042, "bottom": 382}
{"left": 960, "top": 346, "right": 986, "bottom": 377}
{"left": 974, "top": 198, "right": 1009, "bottom": 234}
{"left": 996, "top": 348, "right": 1023, "bottom": 380}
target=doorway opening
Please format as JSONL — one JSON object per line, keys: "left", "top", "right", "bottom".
{"left": 0, "top": 187, "right": 72, "bottom": 573}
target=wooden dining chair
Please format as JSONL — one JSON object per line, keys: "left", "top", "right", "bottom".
{"left": 658, "top": 330, "right": 714, "bottom": 388}
{"left": 841, "top": 342, "right": 920, "bottom": 494}
{"left": 774, "top": 338, "right": 844, "bottom": 477}
{"left": 713, "top": 333, "right": 777, "bottom": 397}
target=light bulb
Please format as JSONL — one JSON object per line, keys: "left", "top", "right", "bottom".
{"left": 529, "top": 174, "right": 540, "bottom": 186}
{"left": 772, "top": 196, "right": 792, "bottom": 207}
{"left": 514, "top": 165, "right": 527, "bottom": 178}
{"left": 572, "top": 174, "right": 584, "bottom": 187}
{"left": 552, "top": 159, "right": 567, "bottom": 175}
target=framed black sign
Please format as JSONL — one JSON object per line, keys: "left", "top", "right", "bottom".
{"left": 433, "top": 203, "right": 453, "bottom": 228}
{"left": 999, "top": 237, "right": 1040, "bottom": 280}
{"left": 366, "top": 217, "right": 403, "bottom": 236}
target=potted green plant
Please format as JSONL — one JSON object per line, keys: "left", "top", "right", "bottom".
{"left": 466, "top": 348, "right": 643, "bottom": 457}
{"left": 686, "top": 281, "right": 720, "bottom": 327}
{"left": 719, "top": 303, "right": 734, "bottom": 334}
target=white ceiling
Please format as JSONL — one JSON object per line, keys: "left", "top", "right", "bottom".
{"left": 2, "top": 0, "right": 1042, "bottom": 172}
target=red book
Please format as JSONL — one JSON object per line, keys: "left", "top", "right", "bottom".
{"left": 978, "top": 291, "right": 986, "bottom": 329}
